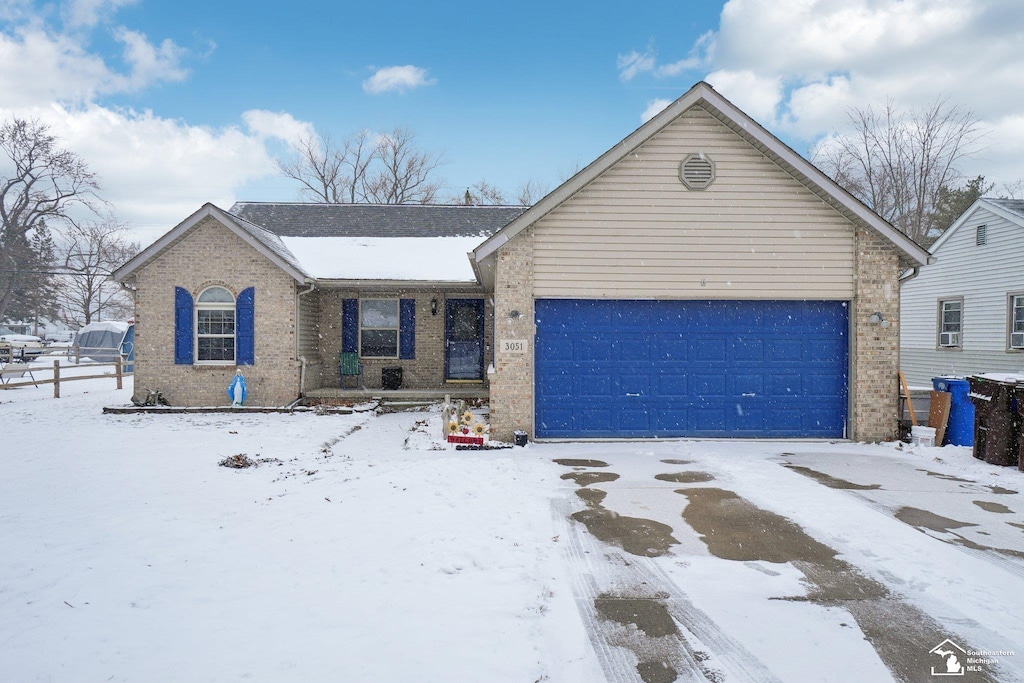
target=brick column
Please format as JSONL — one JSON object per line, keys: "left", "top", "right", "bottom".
{"left": 489, "top": 227, "right": 535, "bottom": 442}
{"left": 852, "top": 226, "right": 901, "bottom": 442}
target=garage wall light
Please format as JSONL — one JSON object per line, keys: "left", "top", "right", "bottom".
{"left": 431, "top": 298, "right": 439, "bottom": 316}
{"left": 868, "top": 312, "right": 891, "bottom": 328}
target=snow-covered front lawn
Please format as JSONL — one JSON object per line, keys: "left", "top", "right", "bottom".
{"left": 3, "top": 373, "right": 1023, "bottom": 682}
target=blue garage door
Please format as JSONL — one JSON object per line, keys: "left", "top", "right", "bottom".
{"left": 535, "top": 300, "right": 848, "bottom": 438}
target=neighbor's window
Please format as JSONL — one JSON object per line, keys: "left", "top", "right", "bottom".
{"left": 196, "top": 286, "right": 235, "bottom": 363}
{"left": 360, "top": 299, "right": 399, "bottom": 358}
{"left": 1010, "top": 294, "right": 1024, "bottom": 350}
{"left": 938, "top": 299, "right": 962, "bottom": 348}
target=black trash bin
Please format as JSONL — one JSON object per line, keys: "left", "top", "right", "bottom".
{"left": 1012, "top": 384, "right": 1024, "bottom": 473}
{"left": 967, "top": 376, "right": 1019, "bottom": 466}
{"left": 381, "top": 366, "right": 403, "bottom": 390}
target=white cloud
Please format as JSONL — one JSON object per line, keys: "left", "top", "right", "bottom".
{"left": 242, "top": 110, "right": 315, "bottom": 147}
{"left": 64, "top": 0, "right": 139, "bottom": 28}
{"left": 0, "top": 22, "right": 188, "bottom": 106}
{"left": 626, "top": 0, "right": 1024, "bottom": 186}
{"left": 0, "top": 4, "right": 315, "bottom": 244}
{"left": 617, "top": 49, "right": 656, "bottom": 82}
{"left": 1, "top": 103, "right": 295, "bottom": 244}
{"left": 362, "top": 65, "right": 435, "bottom": 94}
{"left": 641, "top": 99, "right": 671, "bottom": 123}
{"left": 113, "top": 27, "right": 187, "bottom": 90}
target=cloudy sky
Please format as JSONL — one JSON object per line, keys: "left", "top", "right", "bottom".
{"left": 2, "top": 0, "right": 1022, "bottom": 245}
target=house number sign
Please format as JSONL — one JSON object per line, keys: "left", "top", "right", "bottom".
{"left": 501, "top": 339, "right": 528, "bottom": 354}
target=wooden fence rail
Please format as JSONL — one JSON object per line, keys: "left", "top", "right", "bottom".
{"left": 0, "top": 358, "right": 130, "bottom": 397}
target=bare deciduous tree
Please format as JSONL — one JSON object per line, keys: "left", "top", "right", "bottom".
{"left": 276, "top": 129, "right": 380, "bottom": 203}
{"left": 277, "top": 126, "right": 444, "bottom": 205}
{"left": 57, "top": 221, "right": 139, "bottom": 326}
{"left": 515, "top": 178, "right": 550, "bottom": 206}
{"left": 0, "top": 117, "right": 100, "bottom": 321}
{"left": 458, "top": 180, "right": 507, "bottom": 205}
{"left": 812, "top": 98, "right": 983, "bottom": 244}
{"left": 365, "top": 127, "right": 445, "bottom": 204}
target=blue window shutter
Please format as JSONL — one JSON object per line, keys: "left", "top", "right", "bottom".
{"left": 342, "top": 299, "right": 358, "bottom": 353}
{"left": 174, "top": 287, "right": 194, "bottom": 365}
{"left": 400, "top": 298, "right": 416, "bottom": 359}
{"left": 236, "top": 287, "right": 255, "bottom": 365}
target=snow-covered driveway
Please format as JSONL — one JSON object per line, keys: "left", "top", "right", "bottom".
{"left": 2, "top": 376, "right": 1023, "bottom": 682}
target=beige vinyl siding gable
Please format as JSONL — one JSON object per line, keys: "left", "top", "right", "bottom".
{"left": 532, "top": 105, "right": 856, "bottom": 299}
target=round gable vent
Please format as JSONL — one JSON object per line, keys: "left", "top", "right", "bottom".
{"left": 679, "top": 153, "right": 715, "bottom": 190}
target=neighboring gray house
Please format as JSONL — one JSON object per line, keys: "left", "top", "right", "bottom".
{"left": 115, "top": 81, "right": 929, "bottom": 442}
{"left": 900, "top": 197, "right": 1024, "bottom": 386}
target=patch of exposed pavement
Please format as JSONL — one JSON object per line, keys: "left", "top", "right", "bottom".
{"left": 660, "top": 459, "right": 694, "bottom": 465}
{"left": 974, "top": 500, "right": 1014, "bottom": 514}
{"left": 553, "top": 458, "right": 609, "bottom": 468}
{"left": 783, "top": 464, "right": 882, "bottom": 490}
{"left": 655, "top": 471, "right": 715, "bottom": 484}
{"left": 897, "top": 506, "right": 1024, "bottom": 561}
{"left": 560, "top": 471, "right": 620, "bottom": 487}
{"left": 676, "top": 487, "right": 1000, "bottom": 683}
{"left": 917, "top": 469, "right": 975, "bottom": 483}
{"left": 572, "top": 488, "right": 679, "bottom": 557}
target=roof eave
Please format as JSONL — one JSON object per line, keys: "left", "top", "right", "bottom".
{"left": 312, "top": 279, "right": 484, "bottom": 290}
{"left": 111, "top": 203, "right": 308, "bottom": 284}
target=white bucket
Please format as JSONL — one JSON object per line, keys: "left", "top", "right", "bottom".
{"left": 911, "top": 425, "right": 936, "bottom": 447}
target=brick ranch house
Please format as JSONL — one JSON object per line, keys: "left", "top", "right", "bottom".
{"left": 113, "top": 82, "right": 929, "bottom": 442}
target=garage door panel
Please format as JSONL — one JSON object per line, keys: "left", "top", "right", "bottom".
{"left": 694, "top": 338, "right": 727, "bottom": 362}
{"left": 535, "top": 299, "right": 848, "bottom": 438}
{"left": 536, "top": 337, "right": 573, "bottom": 362}
{"left": 657, "top": 338, "right": 689, "bottom": 361}
{"left": 580, "top": 374, "right": 613, "bottom": 398}
{"left": 804, "top": 337, "right": 847, "bottom": 363}
{"left": 577, "top": 338, "right": 613, "bottom": 362}
{"left": 657, "top": 373, "right": 688, "bottom": 397}
{"left": 766, "top": 338, "right": 803, "bottom": 361}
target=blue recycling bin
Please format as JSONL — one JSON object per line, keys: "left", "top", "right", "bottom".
{"left": 933, "top": 377, "right": 975, "bottom": 446}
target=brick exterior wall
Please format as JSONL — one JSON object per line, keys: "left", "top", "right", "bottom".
{"left": 314, "top": 288, "right": 491, "bottom": 390}
{"left": 488, "top": 226, "right": 535, "bottom": 442}
{"left": 130, "top": 216, "right": 300, "bottom": 406}
{"left": 852, "top": 225, "right": 901, "bottom": 442}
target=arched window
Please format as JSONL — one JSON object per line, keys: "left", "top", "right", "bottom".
{"left": 195, "top": 286, "right": 235, "bottom": 363}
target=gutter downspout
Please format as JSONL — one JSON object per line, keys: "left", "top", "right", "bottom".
{"left": 296, "top": 281, "right": 317, "bottom": 399}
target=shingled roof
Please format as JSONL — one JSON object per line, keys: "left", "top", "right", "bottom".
{"left": 229, "top": 202, "right": 528, "bottom": 238}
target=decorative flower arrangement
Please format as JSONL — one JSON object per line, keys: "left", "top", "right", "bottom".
{"left": 447, "top": 421, "right": 460, "bottom": 434}
{"left": 472, "top": 423, "right": 486, "bottom": 436}
{"left": 460, "top": 410, "right": 474, "bottom": 425}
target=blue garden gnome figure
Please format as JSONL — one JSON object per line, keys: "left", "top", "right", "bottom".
{"left": 228, "top": 370, "right": 247, "bottom": 407}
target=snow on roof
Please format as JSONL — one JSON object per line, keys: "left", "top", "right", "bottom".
{"left": 280, "top": 235, "right": 482, "bottom": 281}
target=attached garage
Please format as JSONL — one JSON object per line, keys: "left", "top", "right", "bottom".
{"left": 535, "top": 299, "right": 849, "bottom": 438}
{"left": 474, "top": 82, "right": 931, "bottom": 443}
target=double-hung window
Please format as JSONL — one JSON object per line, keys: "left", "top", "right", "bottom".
{"left": 938, "top": 299, "right": 962, "bottom": 348}
{"left": 196, "top": 286, "right": 236, "bottom": 363}
{"left": 360, "top": 299, "right": 399, "bottom": 358}
{"left": 1010, "top": 294, "right": 1024, "bottom": 350}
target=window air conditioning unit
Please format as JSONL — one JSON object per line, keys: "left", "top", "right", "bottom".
{"left": 940, "top": 332, "right": 960, "bottom": 347}
{"left": 1011, "top": 332, "right": 1024, "bottom": 349}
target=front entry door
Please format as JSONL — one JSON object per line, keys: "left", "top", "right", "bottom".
{"left": 445, "top": 299, "right": 485, "bottom": 380}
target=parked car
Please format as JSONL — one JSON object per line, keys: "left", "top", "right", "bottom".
{"left": 0, "top": 333, "right": 47, "bottom": 359}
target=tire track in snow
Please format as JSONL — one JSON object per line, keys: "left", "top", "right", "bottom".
{"left": 553, "top": 497, "right": 781, "bottom": 683}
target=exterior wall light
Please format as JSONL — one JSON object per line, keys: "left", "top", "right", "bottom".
{"left": 868, "top": 312, "right": 891, "bottom": 328}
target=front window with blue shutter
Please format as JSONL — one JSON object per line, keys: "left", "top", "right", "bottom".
{"left": 175, "top": 285, "right": 255, "bottom": 365}
{"left": 345, "top": 297, "right": 416, "bottom": 359}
